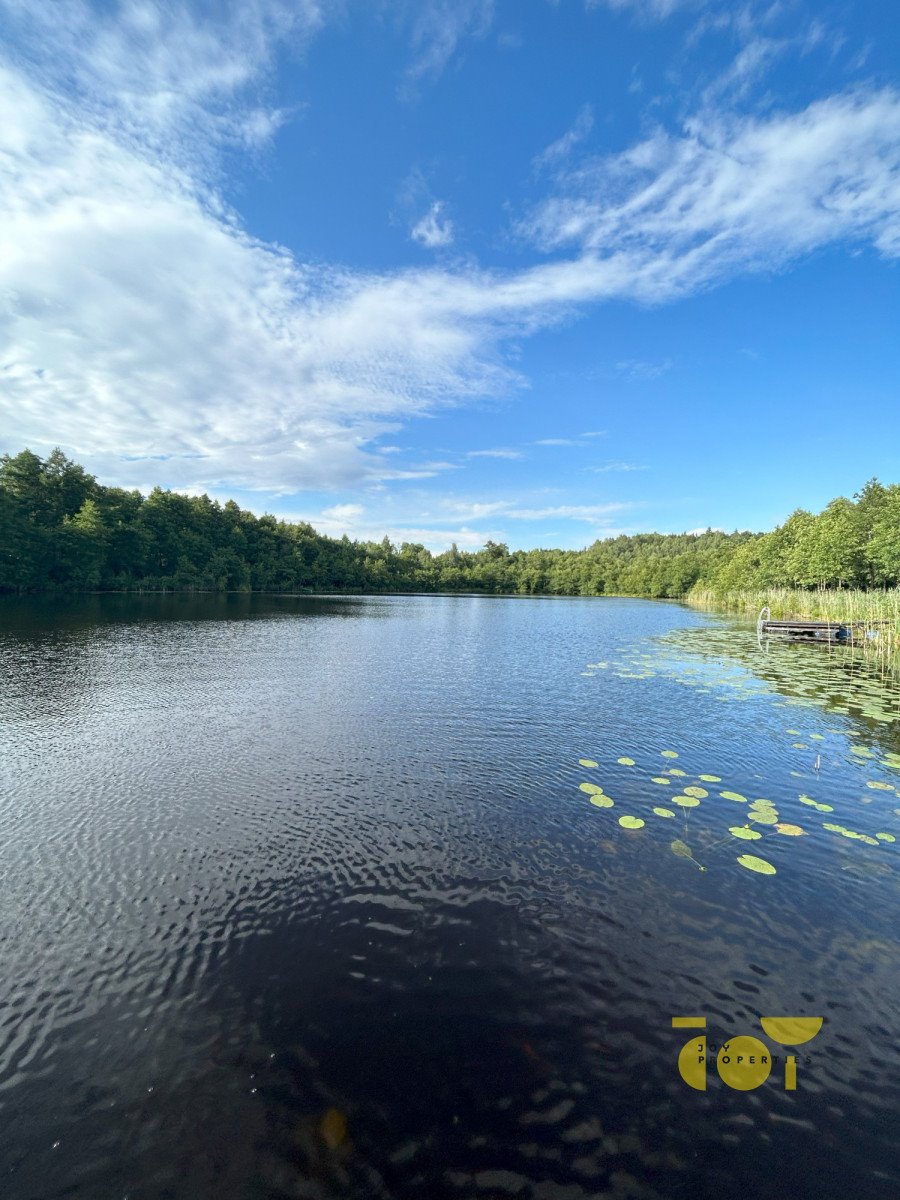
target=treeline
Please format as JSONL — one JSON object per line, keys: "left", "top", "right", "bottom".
{"left": 0, "top": 449, "right": 897, "bottom": 597}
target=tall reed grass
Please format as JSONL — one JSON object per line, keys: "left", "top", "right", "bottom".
{"left": 687, "top": 587, "right": 900, "bottom": 672}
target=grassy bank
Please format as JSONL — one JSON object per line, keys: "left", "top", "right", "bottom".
{"left": 688, "top": 587, "right": 900, "bottom": 671}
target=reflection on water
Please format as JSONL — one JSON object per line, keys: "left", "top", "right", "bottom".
{"left": 592, "top": 619, "right": 900, "bottom": 729}
{"left": 0, "top": 594, "right": 897, "bottom": 1199}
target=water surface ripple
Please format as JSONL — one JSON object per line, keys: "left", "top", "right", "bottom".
{"left": 0, "top": 594, "right": 897, "bottom": 1199}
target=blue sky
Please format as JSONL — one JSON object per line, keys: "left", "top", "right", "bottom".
{"left": 1, "top": 0, "right": 898, "bottom": 551}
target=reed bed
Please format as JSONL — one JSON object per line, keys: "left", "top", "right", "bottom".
{"left": 687, "top": 587, "right": 900, "bottom": 673}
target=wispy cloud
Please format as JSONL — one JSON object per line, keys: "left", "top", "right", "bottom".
{"left": 701, "top": 22, "right": 830, "bottom": 106}
{"left": 411, "top": 200, "right": 455, "bottom": 248}
{"left": 402, "top": 0, "right": 494, "bottom": 90}
{"left": 505, "top": 503, "right": 631, "bottom": 522}
{"left": 534, "top": 431, "right": 606, "bottom": 446}
{"left": 522, "top": 88, "right": 900, "bottom": 295}
{"left": 466, "top": 448, "right": 523, "bottom": 459}
{"left": 615, "top": 357, "right": 674, "bottom": 380}
{"left": 320, "top": 502, "right": 364, "bottom": 522}
{"left": 288, "top": 513, "right": 504, "bottom": 552}
{"left": 533, "top": 104, "right": 594, "bottom": 170}
{"left": 421, "top": 496, "right": 632, "bottom": 525}
{"left": 587, "top": 0, "right": 698, "bottom": 20}
{"left": 588, "top": 461, "right": 647, "bottom": 472}
{"left": 3, "top": 4, "right": 900, "bottom": 504}
{"left": 0, "top": 0, "right": 319, "bottom": 169}
{"left": 281, "top": 490, "right": 639, "bottom": 549}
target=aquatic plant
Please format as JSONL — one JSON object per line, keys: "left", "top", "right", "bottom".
{"left": 688, "top": 587, "right": 900, "bottom": 673}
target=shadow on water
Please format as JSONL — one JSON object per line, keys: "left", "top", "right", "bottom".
{"left": 0, "top": 591, "right": 375, "bottom": 634}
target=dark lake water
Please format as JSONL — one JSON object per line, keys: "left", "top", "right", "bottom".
{"left": 1, "top": 594, "right": 898, "bottom": 1200}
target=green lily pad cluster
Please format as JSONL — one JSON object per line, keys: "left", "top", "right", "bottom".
{"left": 582, "top": 624, "right": 900, "bottom": 731}
{"left": 574, "top": 732, "right": 898, "bottom": 881}
{"left": 799, "top": 794, "right": 834, "bottom": 813}
{"left": 822, "top": 823, "right": 895, "bottom": 845}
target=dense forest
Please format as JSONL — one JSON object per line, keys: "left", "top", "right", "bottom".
{"left": 1, "top": 449, "right": 898, "bottom": 597}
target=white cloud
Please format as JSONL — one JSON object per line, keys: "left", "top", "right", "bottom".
{"left": 410, "top": 200, "right": 455, "bottom": 248}
{"left": 589, "top": 461, "right": 647, "bottom": 472}
{"left": 586, "top": 0, "right": 698, "bottom": 20}
{"left": 701, "top": 23, "right": 829, "bottom": 106}
{"left": 402, "top": 0, "right": 494, "bottom": 89}
{"left": 506, "top": 503, "right": 630, "bottom": 522}
{"left": 615, "top": 357, "right": 673, "bottom": 379}
{"left": 430, "top": 499, "right": 510, "bottom": 522}
{"left": 273, "top": 489, "right": 639, "bottom": 549}
{"left": 534, "top": 432, "right": 606, "bottom": 445}
{"left": 466, "top": 448, "right": 522, "bottom": 459}
{"left": 320, "top": 503, "right": 364, "bottom": 522}
{"left": 523, "top": 89, "right": 900, "bottom": 296}
{"left": 0, "top": 0, "right": 320, "bottom": 168}
{"left": 533, "top": 104, "right": 594, "bottom": 170}
{"left": 3, "top": 6, "right": 900, "bottom": 504}
{"left": 280, "top": 508, "right": 505, "bottom": 552}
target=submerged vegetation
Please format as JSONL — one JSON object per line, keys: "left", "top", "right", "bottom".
{"left": 1, "top": 451, "right": 898, "bottom": 617}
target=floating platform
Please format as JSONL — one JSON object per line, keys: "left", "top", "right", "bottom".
{"left": 757, "top": 607, "right": 887, "bottom": 644}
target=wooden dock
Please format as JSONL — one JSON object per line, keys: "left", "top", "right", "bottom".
{"left": 757, "top": 607, "right": 888, "bottom": 644}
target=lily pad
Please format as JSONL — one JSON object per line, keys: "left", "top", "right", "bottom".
{"left": 670, "top": 839, "right": 692, "bottom": 857}
{"left": 737, "top": 854, "right": 777, "bottom": 875}
{"left": 749, "top": 811, "right": 778, "bottom": 826}
{"left": 698, "top": 774, "right": 721, "bottom": 783}
{"left": 590, "top": 795, "right": 614, "bottom": 808}
{"left": 579, "top": 782, "right": 604, "bottom": 795}
{"left": 720, "top": 791, "right": 747, "bottom": 803}
{"left": 618, "top": 815, "right": 645, "bottom": 829}
{"left": 667, "top": 768, "right": 687, "bottom": 777}
{"left": 651, "top": 776, "right": 671, "bottom": 785}
{"left": 661, "top": 750, "right": 679, "bottom": 759}
{"left": 653, "top": 807, "right": 675, "bottom": 818}
{"left": 730, "top": 826, "right": 762, "bottom": 840}
{"left": 775, "top": 823, "right": 806, "bottom": 836}
{"left": 875, "top": 832, "right": 896, "bottom": 843}
{"left": 866, "top": 781, "right": 894, "bottom": 791}
{"left": 671, "top": 795, "right": 700, "bottom": 808}
{"left": 617, "top": 757, "right": 636, "bottom": 767}
{"left": 579, "top": 758, "right": 599, "bottom": 768}
{"left": 683, "top": 786, "right": 708, "bottom": 798}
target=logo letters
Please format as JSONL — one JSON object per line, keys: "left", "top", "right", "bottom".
{"left": 672, "top": 1015, "right": 823, "bottom": 1090}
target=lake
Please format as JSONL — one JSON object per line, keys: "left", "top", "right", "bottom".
{"left": 1, "top": 593, "right": 898, "bottom": 1200}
